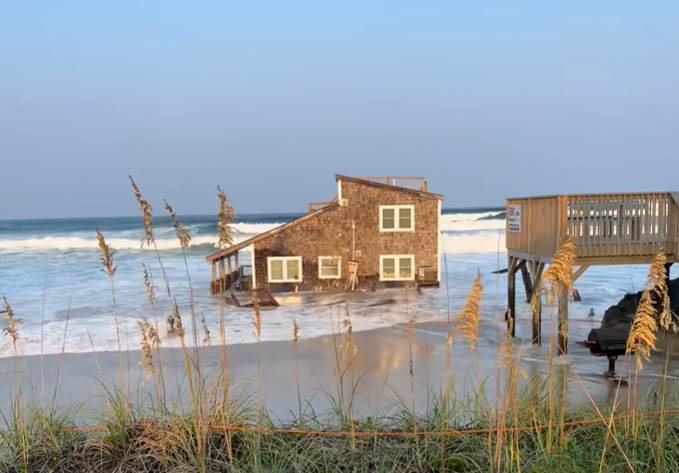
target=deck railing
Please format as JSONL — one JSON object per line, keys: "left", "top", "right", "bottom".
{"left": 506, "top": 192, "right": 679, "bottom": 260}
{"left": 356, "top": 176, "right": 428, "bottom": 192}
{"left": 210, "top": 265, "right": 252, "bottom": 295}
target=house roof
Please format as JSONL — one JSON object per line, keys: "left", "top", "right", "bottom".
{"left": 205, "top": 200, "right": 340, "bottom": 263}
{"left": 334, "top": 175, "right": 444, "bottom": 200}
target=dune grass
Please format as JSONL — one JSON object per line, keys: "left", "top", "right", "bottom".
{"left": 1, "top": 181, "right": 678, "bottom": 472}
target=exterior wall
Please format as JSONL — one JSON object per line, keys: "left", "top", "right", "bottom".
{"left": 253, "top": 179, "right": 441, "bottom": 293}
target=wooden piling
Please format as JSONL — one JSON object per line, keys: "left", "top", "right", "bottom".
{"left": 520, "top": 263, "right": 533, "bottom": 303}
{"left": 530, "top": 262, "right": 545, "bottom": 346}
{"left": 507, "top": 257, "right": 517, "bottom": 337}
{"left": 558, "top": 285, "right": 569, "bottom": 356}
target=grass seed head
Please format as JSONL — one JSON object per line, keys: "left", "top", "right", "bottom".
{"left": 201, "top": 315, "right": 211, "bottom": 346}
{"left": 540, "top": 236, "right": 576, "bottom": 304}
{"left": 217, "top": 185, "right": 237, "bottom": 248}
{"left": 2, "top": 297, "right": 22, "bottom": 346}
{"left": 167, "top": 299, "right": 184, "bottom": 338}
{"left": 138, "top": 320, "right": 155, "bottom": 379}
{"left": 164, "top": 200, "right": 192, "bottom": 249}
{"left": 129, "top": 175, "right": 155, "bottom": 247}
{"left": 627, "top": 251, "right": 668, "bottom": 370}
{"left": 342, "top": 317, "right": 357, "bottom": 355}
{"left": 457, "top": 271, "right": 483, "bottom": 349}
{"left": 142, "top": 264, "right": 155, "bottom": 305}
{"left": 96, "top": 230, "right": 117, "bottom": 278}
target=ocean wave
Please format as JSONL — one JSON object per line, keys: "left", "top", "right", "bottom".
{"left": 477, "top": 211, "right": 506, "bottom": 221}
{"left": 0, "top": 235, "right": 250, "bottom": 252}
{"left": 0, "top": 212, "right": 507, "bottom": 253}
{"left": 0, "top": 232, "right": 505, "bottom": 255}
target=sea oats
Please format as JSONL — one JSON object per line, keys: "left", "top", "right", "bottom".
{"left": 167, "top": 299, "right": 184, "bottom": 337}
{"left": 342, "top": 317, "right": 357, "bottom": 355}
{"left": 201, "top": 317, "right": 212, "bottom": 346}
{"left": 293, "top": 319, "right": 299, "bottom": 347}
{"left": 138, "top": 320, "right": 155, "bottom": 380}
{"left": 457, "top": 271, "right": 483, "bottom": 349}
{"left": 96, "top": 230, "right": 117, "bottom": 278}
{"left": 627, "top": 251, "right": 668, "bottom": 370}
{"left": 129, "top": 175, "right": 155, "bottom": 247}
{"left": 142, "top": 264, "right": 155, "bottom": 305}
{"left": 540, "top": 236, "right": 576, "bottom": 307}
{"left": 217, "top": 185, "right": 237, "bottom": 248}
{"left": 2, "top": 297, "right": 22, "bottom": 346}
{"left": 164, "top": 200, "right": 192, "bottom": 249}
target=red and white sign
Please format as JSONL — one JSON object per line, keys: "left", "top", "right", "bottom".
{"left": 508, "top": 205, "right": 521, "bottom": 233}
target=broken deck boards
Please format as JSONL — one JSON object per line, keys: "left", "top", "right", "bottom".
{"left": 224, "top": 287, "right": 280, "bottom": 308}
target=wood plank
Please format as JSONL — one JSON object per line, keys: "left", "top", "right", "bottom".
{"left": 572, "top": 265, "right": 590, "bottom": 283}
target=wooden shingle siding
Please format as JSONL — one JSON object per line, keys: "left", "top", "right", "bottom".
{"left": 253, "top": 177, "right": 441, "bottom": 292}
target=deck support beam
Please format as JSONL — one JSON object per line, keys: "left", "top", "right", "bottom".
{"left": 558, "top": 285, "right": 569, "bottom": 356}
{"left": 211, "top": 262, "right": 217, "bottom": 295}
{"left": 570, "top": 265, "right": 590, "bottom": 302}
{"left": 520, "top": 262, "right": 533, "bottom": 303}
{"left": 529, "top": 261, "right": 545, "bottom": 345}
{"left": 507, "top": 257, "right": 519, "bottom": 337}
{"left": 218, "top": 258, "right": 226, "bottom": 295}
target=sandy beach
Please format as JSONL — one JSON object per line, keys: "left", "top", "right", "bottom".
{"left": 2, "top": 315, "right": 678, "bottom": 425}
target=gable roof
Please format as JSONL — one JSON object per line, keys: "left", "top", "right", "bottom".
{"left": 335, "top": 175, "right": 443, "bottom": 200}
{"left": 206, "top": 200, "right": 340, "bottom": 262}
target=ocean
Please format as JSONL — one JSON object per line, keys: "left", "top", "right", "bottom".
{"left": 0, "top": 208, "right": 652, "bottom": 359}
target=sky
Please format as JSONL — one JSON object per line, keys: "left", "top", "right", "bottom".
{"left": 1, "top": 1, "right": 678, "bottom": 219}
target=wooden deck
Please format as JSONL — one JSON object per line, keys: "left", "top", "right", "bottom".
{"left": 504, "top": 192, "right": 679, "bottom": 355}
{"left": 506, "top": 192, "right": 679, "bottom": 265}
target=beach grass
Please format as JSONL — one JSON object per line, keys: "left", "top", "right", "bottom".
{"left": 1, "top": 181, "right": 678, "bottom": 472}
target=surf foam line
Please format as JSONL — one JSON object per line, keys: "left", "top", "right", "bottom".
{"left": 0, "top": 232, "right": 506, "bottom": 255}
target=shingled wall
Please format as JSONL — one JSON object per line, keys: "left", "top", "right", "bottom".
{"left": 253, "top": 178, "right": 441, "bottom": 292}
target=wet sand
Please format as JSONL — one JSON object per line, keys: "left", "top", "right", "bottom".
{"left": 2, "top": 317, "right": 678, "bottom": 424}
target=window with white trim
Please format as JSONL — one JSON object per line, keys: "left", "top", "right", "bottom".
{"left": 318, "top": 256, "right": 341, "bottom": 279}
{"left": 267, "top": 256, "right": 303, "bottom": 283}
{"left": 380, "top": 255, "right": 415, "bottom": 281}
{"left": 379, "top": 205, "right": 414, "bottom": 231}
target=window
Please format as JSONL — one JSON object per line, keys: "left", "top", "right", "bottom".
{"left": 318, "top": 256, "right": 341, "bottom": 279}
{"left": 267, "top": 256, "right": 303, "bottom": 283}
{"left": 379, "top": 205, "right": 414, "bottom": 231}
{"left": 380, "top": 255, "right": 415, "bottom": 281}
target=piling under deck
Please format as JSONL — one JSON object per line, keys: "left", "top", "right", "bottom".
{"left": 505, "top": 192, "right": 679, "bottom": 355}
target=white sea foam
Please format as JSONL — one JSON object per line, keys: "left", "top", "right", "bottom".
{"left": 0, "top": 213, "right": 504, "bottom": 253}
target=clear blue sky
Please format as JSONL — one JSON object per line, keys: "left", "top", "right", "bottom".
{"left": 1, "top": 1, "right": 677, "bottom": 219}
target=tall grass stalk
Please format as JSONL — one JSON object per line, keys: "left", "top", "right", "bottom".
{"left": 95, "top": 231, "right": 125, "bottom": 394}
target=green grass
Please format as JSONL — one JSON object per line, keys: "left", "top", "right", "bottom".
{"left": 2, "top": 373, "right": 679, "bottom": 472}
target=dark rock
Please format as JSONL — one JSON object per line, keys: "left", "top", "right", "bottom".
{"left": 600, "top": 277, "right": 679, "bottom": 332}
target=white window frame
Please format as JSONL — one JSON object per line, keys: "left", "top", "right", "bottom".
{"left": 379, "top": 255, "right": 415, "bottom": 281}
{"left": 318, "top": 256, "right": 342, "bottom": 279}
{"left": 267, "top": 256, "right": 303, "bottom": 283}
{"left": 379, "top": 205, "right": 415, "bottom": 232}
